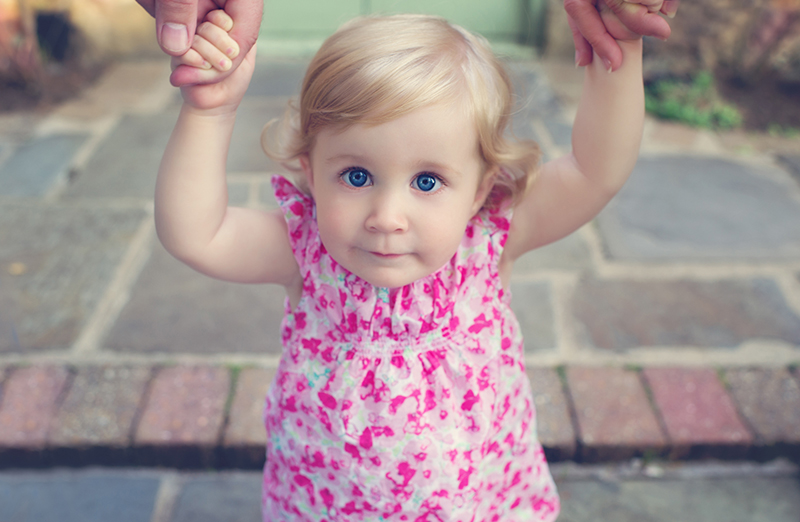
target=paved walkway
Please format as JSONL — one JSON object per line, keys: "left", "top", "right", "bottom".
{"left": 0, "top": 54, "right": 799, "bottom": 474}
{"left": 1, "top": 460, "right": 799, "bottom": 521}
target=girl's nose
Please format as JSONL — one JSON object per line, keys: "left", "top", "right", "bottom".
{"left": 365, "top": 191, "right": 408, "bottom": 233}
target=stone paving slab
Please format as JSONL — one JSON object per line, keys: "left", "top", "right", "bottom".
{"left": 245, "top": 59, "right": 307, "bottom": 98}
{"left": 0, "top": 134, "right": 89, "bottom": 198}
{"left": 643, "top": 368, "right": 752, "bottom": 459}
{"left": 725, "top": 368, "right": 800, "bottom": 457}
{"left": 597, "top": 156, "right": 800, "bottom": 261}
{"left": 528, "top": 367, "right": 576, "bottom": 460}
{"left": 511, "top": 281, "right": 556, "bottom": 352}
{"left": 557, "top": 475, "right": 800, "bottom": 522}
{"left": 228, "top": 97, "right": 289, "bottom": 174}
{"left": 512, "top": 232, "right": 593, "bottom": 273}
{"left": 106, "top": 240, "right": 286, "bottom": 355}
{"left": 171, "top": 473, "right": 263, "bottom": 522}
{"left": 567, "top": 367, "right": 666, "bottom": 461}
{"left": 571, "top": 276, "right": 800, "bottom": 350}
{"left": 0, "top": 469, "right": 161, "bottom": 522}
{"left": 777, "top": 154, "right": 800, "bottom": 184}
{"left": 0, "top": 203, "right": 147, "bottom": 352}
{"left": 63, "top": 108, "right": 180, "bottom": 200}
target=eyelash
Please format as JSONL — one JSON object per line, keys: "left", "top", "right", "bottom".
{"left": 338, "top": 168, "right": 447, "bottom": 193}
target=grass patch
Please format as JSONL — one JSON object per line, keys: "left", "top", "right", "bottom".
{"left": 645, "top": 71, "right": 743, "bottom": 130}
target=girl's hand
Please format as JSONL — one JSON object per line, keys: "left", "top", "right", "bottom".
{"left": 598, "top": 0, "right": 647, "bottom": 42}
{"left": 172, "top": 9, "right": 256, "bottom": 114}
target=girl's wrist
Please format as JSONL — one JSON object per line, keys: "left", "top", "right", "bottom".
{"left": 180, "top": 102, "right": 239, "bottom": 122}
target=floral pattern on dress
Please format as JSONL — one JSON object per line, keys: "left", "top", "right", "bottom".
{"left": 263, "top": 175, "right": 560, "bottom": 522}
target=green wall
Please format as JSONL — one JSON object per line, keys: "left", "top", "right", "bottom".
{"left": 261, "top": 0, "right": 545, "bottom": 45}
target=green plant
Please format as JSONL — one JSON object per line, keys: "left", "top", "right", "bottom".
{"left": 645, "top": 71, "right": 744, "bottom": 130}
{"left": 768, "top": 123, "right": 800, "bottom": 137}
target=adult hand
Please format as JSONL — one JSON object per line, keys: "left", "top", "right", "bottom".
{"left": 136, "top": 0, "right": 262, "bottom": 86}
{"left": 565, "top": 0, "right": 679, "bottom": 71}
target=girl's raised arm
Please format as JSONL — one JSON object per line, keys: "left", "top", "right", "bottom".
{"left": 503, "top": 31, "right": 644, "bottom": 263}
{"left": 155, "top": 12, "right": 299, "bottom": 288}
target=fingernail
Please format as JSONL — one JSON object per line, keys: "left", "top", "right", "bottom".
{"left": 201, "top": 60, "right": 211, "bottom": 70}
{"left": 226, "top": 46, "right": 239, "bottom": 59}
{"left": 602, "top": 58, "right": 613, "bottom": 73}
{"left": 666, "top": 10, "right": 676, "bottom": 18}
{"left": 161, "top": 23, "right": 188, "bottom": 53}
{"left": 220, "top": 58, "right": 231, "bottom": 71}
{"left": 575, "top": 51, "right": 581, "bottom": 68}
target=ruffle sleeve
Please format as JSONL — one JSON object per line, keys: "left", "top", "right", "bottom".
{"left": 271, "top": 175, "right": 317, "bottom": 270}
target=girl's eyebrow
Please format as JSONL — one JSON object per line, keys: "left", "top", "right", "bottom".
{"left": 323, "top": 153, "right": 369, "bottom": 165}
{"left": 414, "top": 161, "right": 461, "bottom": 177}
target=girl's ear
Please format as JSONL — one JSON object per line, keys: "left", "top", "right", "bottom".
{"left": 299, "top": 154, "right": 314, "bottom": 195}
{"left": 471, "top": 167, "right": 497, "bottom": 215}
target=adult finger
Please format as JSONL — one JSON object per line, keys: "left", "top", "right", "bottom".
{"left": 136, "top": 0, "right": 156, "bottom": 17}
{"left": 567, "top": 14, "right": 596, "bottom": 67}
{"left": 604, "top": 0, "right": 672, "bottom": 40}
{"left": 220, "top": 0, "right": 262, "bottom": 64}
{"left": 155, "top": 0, "right": 199, "bottom": 55}
{"left": 564, "top": 0, "right": 623, "bottom": 70}
{"left": 170, "top": 0, "right": 263, "bottom": 86}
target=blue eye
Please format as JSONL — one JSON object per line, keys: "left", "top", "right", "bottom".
{"left": 342, "top": 169, "right": 371, "bottom": 188}
{"left": 413, "top": 173, "right": 441, "bottom": 193}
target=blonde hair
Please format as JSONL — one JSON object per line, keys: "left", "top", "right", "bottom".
{"left": 262, "top": 14, "right": 540, "bottom": 208}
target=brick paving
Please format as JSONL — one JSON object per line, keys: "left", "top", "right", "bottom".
{"left": 0, "top": 55, "right": 799, "bottom": 471}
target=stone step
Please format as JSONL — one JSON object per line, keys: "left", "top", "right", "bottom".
{"left": 0, "top": 363, "right": 798, "bottom": 469}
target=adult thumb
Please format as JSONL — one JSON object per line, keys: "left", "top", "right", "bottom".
{"left": 155, "top": 0, "right": 198, "bottom": 55}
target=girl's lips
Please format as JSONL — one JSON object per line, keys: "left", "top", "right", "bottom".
{"left": 370, "top": 251, "right": 403, "bottom": 258}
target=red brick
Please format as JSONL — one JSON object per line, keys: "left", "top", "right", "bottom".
{"left": 567, "top": 367, "right": 666, "bottom": 461}
{"left": 224, "top": 368, "right": 274, "bottom": 447}
{"left": 643, "top": 367, "right": 752, "bottom": 458}
{"left": 725, "top": 368, "right": 800, "bottom": 446}
{"left": 0, "top": 366, "right": 70, "bottom": 448}
{"left": 135, "top": 366, "right": 229, "bottom": 446}
{"left": 50, "top": 366, "right": 152, "bottom": 447}
{"left": 527, "top": 367, "right": 576, "bottom": 460}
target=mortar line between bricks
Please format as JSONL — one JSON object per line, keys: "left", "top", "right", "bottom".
{"left": 150, "top": 471, "right": 182, "bottom": 522}
{"left": 2, "top": 346, "right": 798, "bottom": 368}
{"left": 0, "top": 352, "right": 284, "bottom": 367}
{"left": 128, "top": 366, "right": 157, "bottom": 448}
{"left": 550, "top": 273, "right": 580, "bottom": 360}
{"left": 71, "top": 218, "right": 156, "bottom": 354}
{"left": 594, "top": 260, "right": 800, "bottom": 280}
{"left": 556, "top": 368, "right": 585, "bottom": 462}
{"left": 524, "top": 342, "right": 800, "bottom": 368}
{"left": 717, "top": 368, "right": 762, "bottom": 446}
{"left": 637, "top": 370, "right": 672, "bottom": 452}
{"left": 61, "top": 115, "right": 120, "bottom": 176}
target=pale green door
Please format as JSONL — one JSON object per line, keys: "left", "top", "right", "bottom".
{"left": 262, "top": 0, "right": 544, "bottom": 45}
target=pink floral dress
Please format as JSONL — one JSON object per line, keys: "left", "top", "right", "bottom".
{"left": 263, "top": 176, "right": 559, "bottom": 522}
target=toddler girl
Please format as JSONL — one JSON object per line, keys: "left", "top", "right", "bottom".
{"left": 158, "top": 8, "right": 647, "bottom": 521}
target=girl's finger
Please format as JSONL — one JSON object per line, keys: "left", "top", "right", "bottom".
{"left": 191, "top": 33, "right": 233, "bottom": 72}
{"left": 625, "top": 0, "right": 664, "bottom": 13}
{"left": 661, "top": 0, "right": 679, "bottom": 18}
{"left": 173, "top": 48, "right": 212, "bottom": 70}
{"left": 206, "top": 9, "right": 234, "bottom": 32}
{"left": 197, "top": 19, "right": 240, "bottom": 60}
